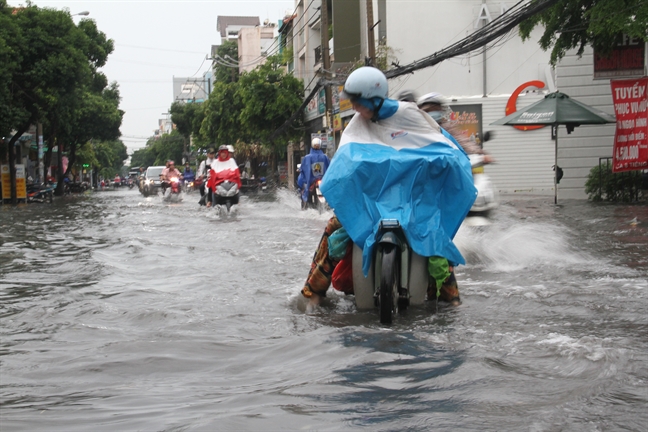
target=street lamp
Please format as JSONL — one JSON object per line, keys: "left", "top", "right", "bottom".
{"left": 72, "top": 11, "right": 90, "bottom": 16}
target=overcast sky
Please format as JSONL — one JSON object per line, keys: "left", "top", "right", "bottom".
{"left": 31, "top": 0, "right": 295, "bottom": 154}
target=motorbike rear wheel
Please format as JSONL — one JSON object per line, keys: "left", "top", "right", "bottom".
{"left": 379, "top": 245, "right": 400, "bottom": 324}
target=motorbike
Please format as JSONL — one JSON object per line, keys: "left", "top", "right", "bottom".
{"left": 162, "top": 176, "right": 182, "bottom": 201}
{"left": 301, "top": 179, "right": 327, "bottom": 213}
{"left": 463, "top": 134, "right": 499, "bottom": 227}
{"left": 351, "top": 219, "right": 429, "bottom": 324}
{"left": 27, "top": 183, "right": 55, "bottom": 204}
{"left": 211, "top": 180, "right": 240, "bottom": 215}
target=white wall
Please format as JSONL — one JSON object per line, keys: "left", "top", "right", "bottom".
{"left": 385, "top": 0, "right": 550, "bottom": 99}
{"left": 555, "top": 46, "right": 617, "bottom": 200}
{"left": 452, "top": 93, "right": 556, "bottom": 195}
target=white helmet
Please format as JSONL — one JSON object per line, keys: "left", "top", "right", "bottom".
{"left": 227, "top": 145, "right": 235, "bottom": 153}
{"left": 311, "top": 137, "right": 322, "bottom": 149}
{"left": 342, "top": 66, "right": 388, "bottom": 100}
{"left": 416, "top": 92, "right": 448, "bottom": 108}
{"left": 417, "top": 92, "right": 451, "bottom": 122}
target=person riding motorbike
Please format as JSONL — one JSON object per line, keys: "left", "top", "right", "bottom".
{"left": 297, "top": 137, "right": 330, "bottom": 209}
{"left": 206, "top": 145, "right": 242, "bottom": 208}
{"left": 300, "top": 67, "right": 475, "bottom": 310}
{"left": 198, "top": 147, "right": 217, "bottom": 205}
{"left": 416, "top": 92, "right": 494, "bottom": 164}
{"left": 183, "top": 162, "right": 195, "bottom": 183}
{"left": 160, "top": 160, "right": 182, "bottom": 194}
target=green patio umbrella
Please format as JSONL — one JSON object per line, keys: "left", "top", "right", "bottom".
{"left": 492, "top": 91, "right": 616, "bottom": 203}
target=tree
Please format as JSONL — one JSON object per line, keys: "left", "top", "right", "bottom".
{"left": 169, "top": 101, "right": 206, "bottom": 159}
{"left": 213, "top": 39, "right": 239, "bottom": 84}
{"left": 519, "top": 0, "right": 648, "bottom": 65}
{"left": 132, "top": 132, "right": 185, "bottom": 168}
{"left": 0, "top": 0, "right": 23, "bottom": 140}
{"left": 2, "top": 3, "right": 119, "bottom": 201}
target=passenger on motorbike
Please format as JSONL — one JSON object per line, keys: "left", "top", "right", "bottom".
{"left": 206, "top": 145, "right": 241, "bottom": 208}
{"left": 160, "top": 160, "right": 182, "bottom": 194}
{"left": 417, "top": 92, "right": 494, "bottom": 164}
{"left": 301, "top": 67, "right": 475, "bottom": 309}
{"left": 297, "top": 138, "right": 330, "bottom": 209}
{"left": 198, "top": 148, "right": 217, "bottom": 205}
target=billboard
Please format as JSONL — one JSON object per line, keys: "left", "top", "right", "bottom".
{"left": 594, "top": 36, "right": 646, "bottom": 79}
{"left": 611, "top": 77, "right": 648, "bottom": 172}
{"left": 448, "top": 104, "right": 484, "bottom": 147}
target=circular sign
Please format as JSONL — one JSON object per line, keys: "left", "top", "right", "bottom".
{"left": 506, "top": 80, "right": 546, "bottom": 131}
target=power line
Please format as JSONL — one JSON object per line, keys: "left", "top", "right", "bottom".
{"left": 270, "top": 0, "right": 561, "bottom": 141}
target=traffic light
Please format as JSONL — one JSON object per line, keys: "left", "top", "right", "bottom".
{"left": 82, "top": 164, "right": 90, "bottom": 168}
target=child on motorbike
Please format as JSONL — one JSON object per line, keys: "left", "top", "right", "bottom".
{"left": 300, "top": 67, "right": 476, "bottom": 310}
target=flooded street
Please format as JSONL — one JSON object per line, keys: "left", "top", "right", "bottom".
{"left": 1, "top": 189, "right": 647, "bottom": 431}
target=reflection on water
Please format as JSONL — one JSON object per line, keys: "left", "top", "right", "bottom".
{"left": 1, "top": 191, "right": 647, "bottom": 431}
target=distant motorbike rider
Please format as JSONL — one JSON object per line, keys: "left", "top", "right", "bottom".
{"left": 297, "top": 137, "right": 330, "bottom": 208}
{"left": 206, "top": 145, "right": 241, "bottom": 208}
{"left": 197, "top": 147, "right": 217, "bottom": 205}
{"left": 160, "top": 160, "right": 182, "bottom": 194}
{"left": 183, "top": 162, "right": 195, "bottom": 183}
{"left": 417, "top": 92, "right": 494, "bottom": 164}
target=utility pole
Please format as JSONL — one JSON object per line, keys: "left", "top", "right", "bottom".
{"left": 366, "top": 0, "right": 376, "bottom": 66}
{"left": 320, "top": 0, "right": 332, "bottom": 131}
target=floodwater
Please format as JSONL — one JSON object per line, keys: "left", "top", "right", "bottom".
{"left": 1, "top": 189, "right": 647, "bottom": 431}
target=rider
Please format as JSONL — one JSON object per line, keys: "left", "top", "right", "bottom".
{"left": 197, "top": 147, "right": 217, "bottom": 205}
{"left": 300, "top": 67, "right": 475, "bottom": 309}
{"left": 182, "top": 162, "right": 195, "bottom": 183}
{"left": 416, "top": 92, "right": 494, "bottom": 163}
{"left": 297, "top": 137, "right": 330, "bottom": 208}
{"left": 160, "top": 160, "right": 182, "bottom": 194}
{"left": 206, "top": 145, "right": 242, "bottom": 208}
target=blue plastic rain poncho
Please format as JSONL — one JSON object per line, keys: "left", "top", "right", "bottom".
{"left": 319, "top": 101, "right": 477, "bottom": 275}
{"left": 297, "top": 148, "right": 330, "bottom": 202}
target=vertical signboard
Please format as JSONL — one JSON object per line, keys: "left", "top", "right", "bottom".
{"left": 0, "top": 165, "right": 9, "bottom": 199}
{"left": 15, "top": 164, "right": 27, "bottom": 199}
{"left": 448, "top": 104, "right": 484, "bottom": 147}
{"left": 611, "top": 77, "right": 648, "bottom": 172}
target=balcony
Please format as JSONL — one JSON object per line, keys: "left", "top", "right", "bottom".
{"left": 314, "top": 45, "right": 322, "bottom": 66}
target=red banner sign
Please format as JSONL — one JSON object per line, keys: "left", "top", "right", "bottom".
{"left": 611, "top": 77, "right": 648, "bottom": 172}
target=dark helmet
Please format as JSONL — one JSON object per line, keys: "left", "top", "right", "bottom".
{"left": 218, "top": 145, "right": 228, "bottom": 152}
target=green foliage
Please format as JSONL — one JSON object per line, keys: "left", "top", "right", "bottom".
{"left": 130, "top": 146, "right": 156, "bottom": 169}
{"left": 236, "top": 59, "right": 304, "bottom": 146}
{"left": 0, "top": 1, "right": 23, "bottom": 138}
{"left": 585, "top": 163, "right": 647, "bottom": 202}
{"left": 94, "top": 140, "right": 128, "bottom": 171}
{"left": 131, "top": 131, "right": 185, "bottom": 168}
{"left": 200, "top": 80, "right": 244, "bottom": 144}
{"left": 169, "top": 101, "right": 205, "bottom": 143}
{"left": 200, "top": 56, "right": 304, "bottom": 148}
{"left": 213, "top": 39, "right": 239, "bottom": 84}
{"left": 519, "top": 0, "right": 648, "bottom": 65}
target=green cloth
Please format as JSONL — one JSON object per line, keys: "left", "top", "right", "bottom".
{"left": 428, "top": 256, "right": 450, "bottom": 298}
{"left": 328, "top": 227, "right": 350, "bottom": 260}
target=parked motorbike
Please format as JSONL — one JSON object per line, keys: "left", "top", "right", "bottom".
{"left": 27, "top": 183, "right": 55, "bottom": 204}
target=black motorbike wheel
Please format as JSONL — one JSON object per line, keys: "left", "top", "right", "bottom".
{"left": 379, "top": 245, "right": 399, "bottom": 324}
